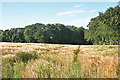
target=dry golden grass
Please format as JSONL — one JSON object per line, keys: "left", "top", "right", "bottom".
{"left": 1, "top": 42, "right": 118, "bottom": 78}
{"left": 78, "top": 45, "right": 118, "bottom": 78}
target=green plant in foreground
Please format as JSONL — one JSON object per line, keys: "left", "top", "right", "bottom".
{"left": 2, "top": 57, "right": 25, "bottom": 78}
{"left": 13, "top": 62, "right": 25, "bottom": 78}
{"left": 16, "top": 52, "right": 39, "bottom": 63}
{"left": 73, "top": 46, "right": 80, "bottom": 62}
{"left": 2, "top": 51, "right": 39, "bottom": 78}
{"left": 34, "top": 47, "right": 84, "bottom": 78}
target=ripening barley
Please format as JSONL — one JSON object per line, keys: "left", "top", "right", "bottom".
{"left": 1, "top": 43, "right": 118, "bottom": 78}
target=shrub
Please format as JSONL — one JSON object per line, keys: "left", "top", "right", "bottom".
{"left": 16, "top": 52, "right": 39, "bottom": 63}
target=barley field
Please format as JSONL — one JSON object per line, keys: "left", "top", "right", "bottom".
{"left": 0, "top": 42, "right": 119, "bottom": 78}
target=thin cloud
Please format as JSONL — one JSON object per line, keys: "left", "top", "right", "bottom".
{"left": 57, "top": 10, "right": 97, "bottom": 16}
{"left": 57, "top": 10, "right": 86, "bottom": 16}
{"left": 57, "top": 11, "right": 75, "bottom": 16}
{"left": 74, "top": 5, "right": 80, "bottom": 8}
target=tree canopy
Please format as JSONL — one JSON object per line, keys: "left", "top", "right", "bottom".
{"left": 1, "top": 23, "right": 87, "bottom": 44}
{"left": 85, "top": 5, "right": 120, "bottom": 45}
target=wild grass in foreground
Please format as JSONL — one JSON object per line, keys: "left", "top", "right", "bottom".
{"left": 1, "top": 43, "right": 118, "bottom": 78}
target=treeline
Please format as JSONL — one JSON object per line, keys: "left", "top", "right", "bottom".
{"left": 0, "top": 24, "right": 91, "bottom": 44}
{"left": 0, "top": 5, "right": 119, "bottom": 45}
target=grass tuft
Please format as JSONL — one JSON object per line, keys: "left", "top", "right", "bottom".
{"left": 16, "top": 52, "right": 39, "bottom": 63}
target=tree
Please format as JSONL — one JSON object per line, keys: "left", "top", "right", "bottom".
{"left": 85, "top": 5, "right": 120, "bottom": 45}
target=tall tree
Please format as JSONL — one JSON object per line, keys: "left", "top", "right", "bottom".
{"left": 85, "top": 5, "right": 120, "bottom": 45}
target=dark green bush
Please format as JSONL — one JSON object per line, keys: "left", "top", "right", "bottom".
{"left": 16, "top": 52, "right": 39, "bottom": 63}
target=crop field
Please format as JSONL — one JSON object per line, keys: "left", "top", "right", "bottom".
{"left": 0, "top": 42, "right": 119, "bottom": 78}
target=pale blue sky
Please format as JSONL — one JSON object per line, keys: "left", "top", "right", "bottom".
{"left": 1, "top": 2, "right": 118, "bottom": 30}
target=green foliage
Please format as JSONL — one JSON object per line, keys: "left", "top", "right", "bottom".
{"left": 0, "top": 29, "right": 2, "bottom": 42}
{"left": 11, "top": 28, "right": 25, "bottom": 43}
{"left": 36, "top": 64, "right": 51, "bottom": 78}
{"left": 16, "top": 52, "right": 39, "bottom": 63}
{"left": 2, "top": 30, "right": 11, "bottom": 42}
{"left": 2, "top": 23, "right": 86, "bottom": 44}
{"left": 85, "top": 5, "right": 120, "bottom": 45}
{"left": 73, "top": 46, "right": 80, "bottom": 62}
{"left": 2, "top": 28, "right": 25, "bottom": 43}
{"left": 68, "top": 61, "right": 83, "bottom": 78}
{"left": 2, "top": 52, "right": 39, "bottom": 78}
{"left": 35, "top": 57, "right": 83, "bottom": 78}
{"left": 2, "top": 57, "right": 25, "bottom": 78}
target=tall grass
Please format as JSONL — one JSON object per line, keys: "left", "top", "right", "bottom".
{"left": 1, "top": 43, "right": 118, "bottom": 78}
{"left": 2, "top": 57, "right": 25, "bottom": 78}
{"left": 2, "top": 51, "right": 39, "bottom": 78}
{"left": 16, "top": 52, "right": 39, "bottom": 63}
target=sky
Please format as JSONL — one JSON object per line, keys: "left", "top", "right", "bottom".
{"left": 1, "top": 2, "right": 119, "bottom": 30}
